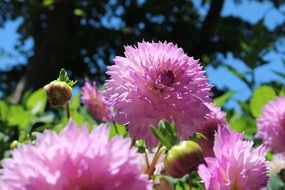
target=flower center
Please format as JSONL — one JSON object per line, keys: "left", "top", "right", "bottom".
{"left": 157, "top": 70, "right": 175, "bottom": 87}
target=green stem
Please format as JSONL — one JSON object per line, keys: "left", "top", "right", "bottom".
{"left": 189, "top": 172, "right": 192, "bottom": 190}
{"left": 146, "top": 143, "right": 164, "bottom": 178}
{"left": 66, "top": 102, "right": 71, "bottom": 119}
{"left": 130, "top": 137, "right": 136, "bottom": 148}
{"left": 145, "top": 151, "right": 150, "bottom": 169}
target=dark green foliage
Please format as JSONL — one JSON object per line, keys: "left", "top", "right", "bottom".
{"left": 0, "top": 0, "right": 284, "bottom": 96}
{"left": 0, "top": 88, "right": 95, "bottom": 160}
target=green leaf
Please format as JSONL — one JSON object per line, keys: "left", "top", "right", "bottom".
{"left": 240, "top": 41, "right": 251, "bottom": 52}
{"left": 266, "top": 151, "right": 273, "bottom": 161}
{"left": 74, "top": 9, "right": 86, "bottom": 17}
{"left": 279, "top": 88, "right": 285, "bottom": 96}
{"left": 0, "top": 132, "right": 10, "bottom": 159}
{"left": 214, "top": 92, "right": 235, "bottom": 107}
{"left": 0, "top": 132, "right": 9, "bottom": 143}
{"left": 192, "top": 132, "right": 207, "bottom": 141}
{"left": 67, "top": 80, "right": 77, "bottom": 87}
{"left": 250, "top": 86, "right": 276, "bottom": 117}
{"left": 0, "top": 100, "right": 8, "bottom": 121}
{"left": 175, "top": 181, "right": 189, "bottom": 190}
{"left": 135, "top": 140, "right": 146, "bottom": 153}
{"left": 32, "top": 114, "right": 55, "bottom": 125}
{"left": 78, "top": 107, "right": 97, "bottom": 126}
{"left": 70, "top": 110, "right": 86, "bottom": 125}
{"left": 43, "top": 0, "right": 54, "bottom": 6}
{"left": 58, "top": 68, "right": 68, "bottom": 81}
{"left": 7, "top": 105, "right": 32, "bottom": 129}
{"left": 267, "top": 173, "right": 285, "bottom": 190}
{"left": 150, "top": 120, "right": 178, "bottom": 149}
{"left": 109, "top": 122, "right": 127, "bottom": 138}
{"left": 151, "top": 127, "right": 169, "bottom": 147}
{"left": 53, "top": 123, "right": 66, "bottom": 133}
{"left": 238, "top": 101, "right": 252, "bottom": 115}
{"left": 57, "top": 68, "right": 77, "bottom": 86}
{"left": 70, "top": 93, "right": 81, "bottom": 110}
{"left": 26, "top": 88, "right": 47, "bottom": 115}
{"left": 230, "top": 114, "right": 256, "bottom": 135}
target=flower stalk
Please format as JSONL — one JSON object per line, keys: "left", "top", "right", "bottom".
{"left": 65, "top": 102, "right": 71, "bottom": 119}
{"left": 146, "top": 143, "right": 164, "bottom": 177}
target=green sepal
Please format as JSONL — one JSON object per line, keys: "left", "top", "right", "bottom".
{"left": 57, "top": 68, "right": 77, "bottom": 87}
{"left": 150, "top": 120, "right": 179, "bottom": 150}
{"left": 135, "top": 140, "right": 147, "bottom": 153}
{"left": 191, "top": 132, "right": 207, "bottom": 141}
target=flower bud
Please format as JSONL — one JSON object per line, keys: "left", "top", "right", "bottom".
{"left": 164, "top": 140, "right": 204, "bottom": 178}
{"left": 10, "top": 140, "right": 20, "bottom": 149}
{"left": 44, "top": 80, "right": 72, "bottom": 107}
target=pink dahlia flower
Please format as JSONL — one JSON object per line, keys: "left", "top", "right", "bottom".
{"left": 196, "top": 103, "right": 228, "bottom": 157}
{"left": 0, "top": 121, "right": 151, "bottom": 190}
{"left": 104, "top": 41, "right": 212, "bottom": 147}
{"left": 0, "top": 180, "right": 8, "bottom": 190}
{"left": 198, "top": 127, "right": 269, "bottom": 190}
{"left": 82, "top": 80, "right": 113, "bottom": 122}
{"left": 256, "top": 96, "right": 285, "bottom": 153}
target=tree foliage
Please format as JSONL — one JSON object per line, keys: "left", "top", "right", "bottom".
{"left": 0, "top": 0, "right": 284, "bottom": 98}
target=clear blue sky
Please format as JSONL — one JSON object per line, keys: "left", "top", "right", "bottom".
{"left": 0, "top": 0, "right": 284, "bottom": 109}
{"left": 200, "top": 0, "right": 285, "bottom": 108}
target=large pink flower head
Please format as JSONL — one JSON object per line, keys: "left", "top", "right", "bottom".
{"left": 0, "top": 180, "right": 8, "bottom": 190}
{"left": 0, "top": 121, "right": 151, "bottom": 190}
{"left": 104, "top": 41, "right": 212, "bottom": 147}
{"left": 256, "top": 96, "right": 285, "bottom": 153}
{"left": 196, "top": 103, "right": 228, "bottom": 157}
{"left": 82, "top": 80, "right": 113, "bottom": 122}
{"left": 198, "top": 127, "right": 269, "bottom": 190}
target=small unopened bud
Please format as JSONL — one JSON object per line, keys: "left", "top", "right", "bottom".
{"left": 164, "top": 140, "right": 204, "bottom": 178}
{"left": 44, "top": 80, "right": 72, "bottom": 107}
{"left": 10, "top": 140, "right": 20, "bottom": 149}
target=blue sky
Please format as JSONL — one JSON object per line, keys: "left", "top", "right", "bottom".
{"left": 202, "top": 0, "right": 285, "bottom": 108}
{"left": 0, "top": 18, "right": 33, "bottom": 70}
{"left": 0, "top": 1, "right": 284, "bottom": 109}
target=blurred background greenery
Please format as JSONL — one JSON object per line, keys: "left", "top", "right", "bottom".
{"left": 0, "top": 0, "right": 284, "bottom": 98}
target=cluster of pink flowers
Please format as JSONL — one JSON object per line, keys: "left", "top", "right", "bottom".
{"left": 256, "top": 96, "right": 285, "bottom": 153}
{"left": 196, "top": 103, "right": 228, "bottom": 157}
{"left": 94, "top": 41, "right": 270, "bottom": 188}
{"left": 0, "top": 121, "right": 151, "bottom": 190}
{"left": 255, "top": 96, "right": 285, "bottom": 184}
{"left": 198, "top": 127, "right": 269, "bottom": 189}
{"left": 0, "top": 41, "right": 273, "bottom": 189}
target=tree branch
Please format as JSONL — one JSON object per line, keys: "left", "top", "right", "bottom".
{"left": 201, "top": 0, "right": 224, "bottom": 42}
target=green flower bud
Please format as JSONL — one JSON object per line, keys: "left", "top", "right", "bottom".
{"left": 44, "top": 80, "right": 72, "bottom": 107}
{"left": 10, "top": 140, "right": 20, "bottom": 149}
{"left": 164, "top": 140, "right": 204, "bottom": 178}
